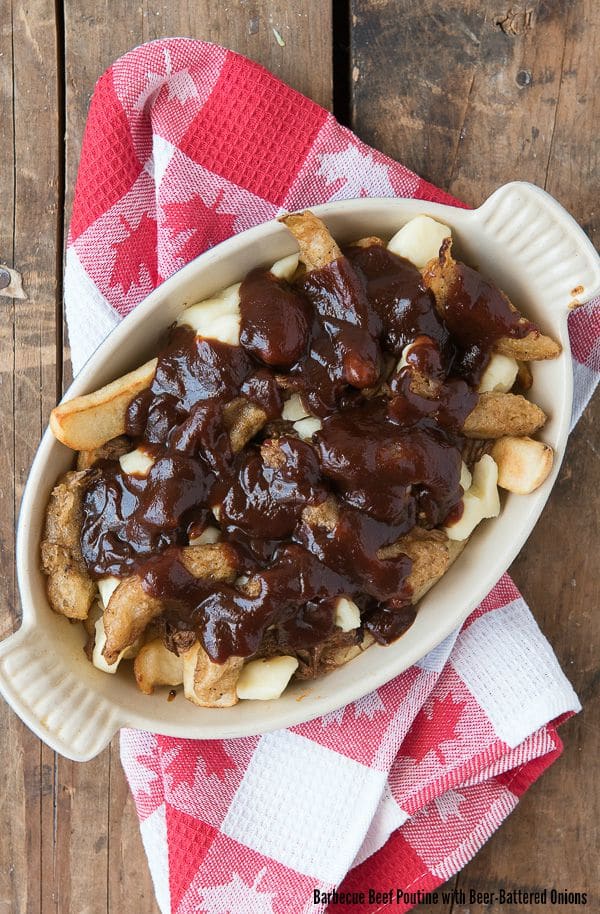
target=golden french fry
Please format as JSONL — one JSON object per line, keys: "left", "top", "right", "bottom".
{"left": 280, "top": 211, "right": 341, "bottom": 271}
{"left": 179, "top": 543, "right": 239, "bottom": 581}
{"left": 422, "top": 239, "right": 561, "bottom": 361}
{"left": 463, "top": 392, "right": 546, "bottom": 439}
{"left": 182, "top": 642, "right": 243, "bottom": 707}
{"left": 378, "top": 527, "right": 451, "bottom": 602}
{"left": 103, "top": 544, "right": 239, "bottom": 664}
{"left": 50, "top": 358, "right": 157, "bottom": 451}
{"left": 103, "top": 577, "right": 164, "bottom": 665}
{"left": 222, "top": 397, "right": 267, "bottom": 453}
{"left": 293, "top": 629, "right": 375, "bottom": 680}
{"left": 495, "top": 334, "right": 561, "bottom": 361}
{"left": 491, "top": 436, "right": 554, "bottom": 494}
{"left": 320, "top": 630, "right": 375, "bottom": 670}
{"left": 134, "top": 639, "right": 184, "bottom": 695}
{"left": 41, "top": 470, "right": 96, "bottom": 620}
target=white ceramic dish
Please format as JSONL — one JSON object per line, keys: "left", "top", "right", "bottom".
{"left": 2, "top": 182, "right": 599, "bottom": 761}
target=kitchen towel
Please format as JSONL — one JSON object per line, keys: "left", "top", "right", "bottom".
{"left": 65, "top": 39, "right": 597, "bottom": 914}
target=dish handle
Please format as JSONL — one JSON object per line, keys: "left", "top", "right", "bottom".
{"left": 0, "top": 623, "right": 123, "bottom": 761}
{"left": 472, "top": 181, "right": 600, "bottom": 311}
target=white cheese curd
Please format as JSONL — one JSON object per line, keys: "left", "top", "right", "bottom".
{"left": 459, "top": 461, "right": 473, "bottom": 492}
{"left": 177, "top": 283, "right": 241, "bottom": 345}
{"left": 396, "top": 340, "right": 417, "bottom": 373}
{"left": 236, "top": 656, "right": 299, "bottom": 701}
{"left": 92, "top": 617, "right": 121, "bottom": 674}
{"left": 93, "top": 578, "right": 140, "bottom": 673}
{"left": 334, "top": 597, "right": 361, "bottom": 632}
{"left": 189, "top": 526, "right": 221, "bottom": 546}
{"left": 293, "top": 417, "right": 322, "bottom": 440}
{"left": 282, "top": 393, "right": 310, "bottom": 421}
{"left": 445, "top": 454, "right": 500, "bottom": 541}
{"left": 97, "top": 576, "right": 120, "bottom": 609}
{"left": 270, "top": 252, "right": 300, "bottom": 281}
{"left": 478, "top": 353, "right": 519, "bottom": 393}
{"left": 387, "top": 215, "right": 452, "bottom": 269}
{"left": 118, "top": 447, "right": 155, "bottom": 477}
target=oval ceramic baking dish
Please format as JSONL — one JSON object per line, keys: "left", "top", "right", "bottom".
{"left": 1, "top": 182, "right": 599, "bottom": 761}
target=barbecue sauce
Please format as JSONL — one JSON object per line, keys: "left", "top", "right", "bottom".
{"left": 80, "top": 242, "right": 525, "bottom": 662}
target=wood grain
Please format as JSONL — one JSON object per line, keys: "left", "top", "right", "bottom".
{"left": 351, "top": 1, "right": 599, "bottom": 911}
{"left": 0, "top": 2, "right": 61, "bottom": 912}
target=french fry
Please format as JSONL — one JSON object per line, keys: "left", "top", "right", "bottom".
{"left": 222, "top": 397, "right": 267, "bottom": 453}
{"left": 179, "top": 543, "right": 239, "bottom": 581}
{"left": 422, "top": 240, "right": 561, "bottom": 361}
{"left": 378, "top": 527, "right": 451, "bottom": 602}
{"left": 319, "top": 630, "right": 375, "bottom": 671}
{"left": 50, "top": 358, "right": 157, "bottom": 451}
{"left": 280, "top": 211, "right": 341, "bottom": 270}
{"left": 102, "top": 544, "right": 239, "bottom": 664}
{"left": 495, "top": 333, "right": 561, "bottom": 361}
{"left": 102, "top": 576, "right": 164, "bottom": 665}
{"left": 293, "top": 629, "right": 375, "bottom": 680}
{"left": 41, "top": 470, "right": 97, "bottom": 620}
{"left": 491, "top": 436, "right": 554, "bottom": 494}
{"left": 463, "top": 392, "right": 546, "bottom": 439}
{"left": 134, "top": 639, "right": 184, "bottom": 695}
{"left": 182, "top": 642, "right": 243, "bottom": 707}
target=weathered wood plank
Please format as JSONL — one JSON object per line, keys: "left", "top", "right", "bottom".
{"left": 0, "top": 2, "right": 61, "bottom": 913}
{"left": 59, "top": 5, "right": 334, "bottom": 912}
{"left": 351, "top": 2, "right": 599, "bottom": 911}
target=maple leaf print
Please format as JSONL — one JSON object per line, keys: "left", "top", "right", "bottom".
{"left": 196, "top": 868, "right": 277, "bottom": 914}
{"left": 110, "top": 213, "right": 158, "bottom": 294}
{"left": 197, "top": 742, "right": 238, "bottom": 781}
{"left": 316, "top": 145, "right": 396, "bottom": 200}
{"left": 162, "top": 190, "right": 237, "bottom": 264}
{"left": 134, "top": 47, "right": 199, "bottom": 110}
{"left": 434, "top": 788, "right": 467, "bottom": 823}
{"left": 353, "top": 690, "right": 386, "bottom": 721}
{"left": 161, "top": 742, "right": 237, "bottom": 794}
{"left": 402, "top": 693, "right": 466, "bottom": 766}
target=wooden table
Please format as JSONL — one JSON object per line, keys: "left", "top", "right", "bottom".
{"left": 1, "top": 2, "right": 597, "bottom": 911}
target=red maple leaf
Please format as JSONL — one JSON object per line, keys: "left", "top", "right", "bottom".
{"left": 196, "top": 742, "right": 238, "bottom": 781}
{"left": 162, "top": 190, "right": 236, "bottom": 264}
{"left": 402, "top": 693, "right": 466, "bottom": 766}
{"left": 160, "top": 737, "right": 237, "bottom": 789}
{"left": 110, "top": 212, "right": 158, "bottom": 293}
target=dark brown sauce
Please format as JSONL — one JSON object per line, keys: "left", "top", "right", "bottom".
{"left": 79, "top": 241, "right": 523, "bottom": 663}
{"left": 439, "top": 256, "right": 534, "bottom": 381}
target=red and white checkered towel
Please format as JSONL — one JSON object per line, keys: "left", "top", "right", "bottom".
{"left": 65, "top": 39, "right": 598, "bottom": 914}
